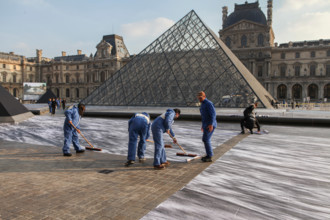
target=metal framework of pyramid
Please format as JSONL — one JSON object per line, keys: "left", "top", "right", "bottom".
{"left": 82, "top": 10, "right": 273, "bottom": 108}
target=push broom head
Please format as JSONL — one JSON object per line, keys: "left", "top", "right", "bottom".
{"left": 176, "top": 152, "right": 197, "bottom": 157}
{"left": 86, "top": 146, "right": 102, "bottom": 151}
{"left": 164, "top": 144, "right": 172, "bottom": 148}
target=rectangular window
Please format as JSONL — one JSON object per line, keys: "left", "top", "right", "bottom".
{"left": 3, "top": 75, "right": 6, "bottom": 82}
{"left": 258, "top": 66, "right": 263, "bottom": 77}
{"left": 310, "top": 65, "right": 316, "bottom": 76}
{"left": 30, "top": 67, "right": 33, "bottom": 71}
{"left": 295, "top": 52, "right": 300, "bottom": 58}
{"left": 295, "top": 66, "right": 300, "bottom": 76}
{"left": 280, "top": 66, "right": 286, "bottom": 77}
{"left": 3, "top": 64, "right": 6, "bottom": 68}
{"left": 326, "top": 65, "right": 330, "bottom": 76}
{"left": 66, "top": 65, "right": 69, "bottom": 70}
{"left": 13, "top": 75, "right": 16, "bottom": 83}
{"left": 13, "top": 65, "right": 16, "bottom": 70}
{"left": 311, "top": 51, "right": 315, "bottom": 58}
{"left": 77, "top": 65, "right": 79, "bottom": 70}
{"left": 327, "top": 50, "right": 330, "bottom": 57}
{"left": 281, "top": 53, "right": 285, "bottom": 59}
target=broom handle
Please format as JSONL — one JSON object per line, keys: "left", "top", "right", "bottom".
{"left": 168, "top": 132, "right": 187, "bottom": 154}
{"left": 70, "top": 122, "right": 95, "bottom": 148}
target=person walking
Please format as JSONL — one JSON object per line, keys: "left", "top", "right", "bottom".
{"left": 152, "top": 108, "right": 180, "bottom": 170}
{"left": 48, "top": 98, "right": 52, "bottom": 114}
{"left": 125, "top": 112, "right": 151, "bottom": 166}
{"left": 197, "top": 91, "right": 217, "bottom": 162}
{"left": 61, "top": 98, "right": 66, "bottom": 110}
{"left": 51, "top": 98, "right": 57, "bottom": 115}
{"left": 56, "top": 98, "right": 60, "bottom": 109}
{"left": 240, "top": 102, "right": 260, "bottom": 134}
{"left": 62, "top": 103, "right": 86, "bottom": 156}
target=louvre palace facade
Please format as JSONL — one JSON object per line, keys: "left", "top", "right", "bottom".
{"left": 1, "top": 1, "right": 330, "bottom": 104}
{"left": 219, "top": 0, "right": 330, "bottom": 103}
{"left": 0, "top": 35, "right": 130, "bottom": 102}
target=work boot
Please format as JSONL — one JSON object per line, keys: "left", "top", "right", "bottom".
{"left": 240, "top": 130, "right": 245, "bottom": 134}
{"left": 63, "top": 153, "right": 72, "bottom": 157}
{"left": 76, "top": 149, "right": 85, "bottom": 153}
{"left": 139, "top": 158, "right": 146, "bottom": 163}
{"left": 125, "top": 160, "right": 135, "bottom": 166}
{"left": 201, "top": 156, "right": 212, "bottom": 162}
{"left": 154, "top": 164, "right": 165, "bottom": 170}
{"left": 249, "top": 130, "right": 253, "bottom": 134}
{"left": 161, "top": 161, "right": 170, "bottom": 167}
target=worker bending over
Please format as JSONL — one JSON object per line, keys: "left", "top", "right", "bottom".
{"left": 125, "top": 112, "right": 151, "bottom": 166}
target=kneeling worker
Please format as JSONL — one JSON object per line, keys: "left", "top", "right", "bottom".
{"left": 152, "top": 108, "right": 181, "bottom": 170}
{"left": 62, "top": 103, "right": 86, "bottom": 156}
{"left": 125, "top": 112, "right": 151, "bottom": 166}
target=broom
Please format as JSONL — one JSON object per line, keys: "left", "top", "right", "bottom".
{"left": 70, "top": 122, "right": 102, "bottom": 151}
{"left": 168, "top": 133, "right": 197, "bottom": 157}
{"left": 146, "top": 139, "right": 172, "bottom": 148}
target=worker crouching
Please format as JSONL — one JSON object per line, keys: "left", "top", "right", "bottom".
{"left": 62, "top": 103, "right": 86, "bottom": 156}
{"left": 125, "top": 112, "right": 151, "bottom": 166}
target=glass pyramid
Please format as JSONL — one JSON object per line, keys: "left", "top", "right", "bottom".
{"left": 82, "top": 10, "right": 273, "bottom": 108}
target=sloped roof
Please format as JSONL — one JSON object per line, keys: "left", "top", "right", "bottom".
{"left": 82, "top": 10, "right": 273, "bottom": 108}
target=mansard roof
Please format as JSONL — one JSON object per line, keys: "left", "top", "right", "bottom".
{"left": 54, "top": 54, "right": 88, "bottom": 62}
{"left": 223, "top": 1, "right": 267, "bottom": 28}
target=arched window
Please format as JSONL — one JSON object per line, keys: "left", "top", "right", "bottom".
{"left": 101, "top": 71, "right": 106, "bottom": 82}
{"left": 66, "top": 88, "right": 70, "bottom": 98}
{"left": 292, "top": 84, "right": 302, "bottom": 100}
{"left": 3, "top": 73, "right": 7, "bottom": 82}
{"left": 324, "top": 84, "right": 330, "bottom": 99}
{"left": 13, "top": 75, "right": 17, "bottom": 83}
{"left": 308, "top": 84, "right": 318, "bottom": 99}
{"left": 257, "top": 34, "right": 264, "bottom": 46}
{"left": 277, "top": 84, "right": 287, "bottom": 99}
{"left": 56, "top": 88, "right": 60, "bottom": 97}
{"left": 225, "top": 37, "right": 231, "bottom": 48}
{"left": 66, "top": 75, "right": 70, "bottom": 83}
{"left": 241, "top": 35, "right": 247, "bottom": 47}
{"left": 76, "top": 88, "right": 79, "bottom": 98}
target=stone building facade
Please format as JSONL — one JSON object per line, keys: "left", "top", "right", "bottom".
{"left": 0, "top": 34, "right": 130, "bottom": 102}
{"left": 219, "top": 0, "right": 330, "bottom": 103}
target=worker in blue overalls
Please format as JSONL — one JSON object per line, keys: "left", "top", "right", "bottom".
{"left": 125, "top": 112, "right": 151, "bottom": 166}
{"left": 62, "top": 103, "right": 86, "bottom": 156}
{"left": 48, "top": 98, "right": 52, "bottom": 114}
{"left": 152, "top": 108, "right": 181, "bottom": 170}
{"left": 197, "top": 91, "right": 217, "bottom": 162}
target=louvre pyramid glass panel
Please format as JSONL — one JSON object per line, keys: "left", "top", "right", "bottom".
{"left": 82, "top": 10, "right": 273, "bottom": 108}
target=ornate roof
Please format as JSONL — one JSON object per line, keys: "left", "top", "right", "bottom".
{"left": 223, "top": 1, "right": 267, "bottom": 28}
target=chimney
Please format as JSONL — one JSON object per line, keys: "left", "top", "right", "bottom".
{"left": 36, "top": 49, "right": 42, "bottom": 63}
{"left": 77, "top": 50, "right": 82, "bottom": 55}
{"left": 267, "top": 0, "right": 273, "bottom": 26}
{"left": 222, "top": 6, "right": 228, "bottom": 28}
{"left": 62, "top": 51, "right": 66, "bottom": 56}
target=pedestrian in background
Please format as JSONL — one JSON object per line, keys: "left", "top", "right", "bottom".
{"left": 197, "top": 91, "right": 217, "bottom": 162}
{"left": 51, "top": 98, "right": 57, "bottom": 115}
{"left": 62, "top": 98, "right": 66, "bottom": 110}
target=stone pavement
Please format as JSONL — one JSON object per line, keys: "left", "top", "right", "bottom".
{"left": 0, "top": 134, "right": 247, "bottom": 220}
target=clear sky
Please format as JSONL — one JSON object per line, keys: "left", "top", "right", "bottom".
{"left": 1, "top": 0, "right": 330, "bottom": 58}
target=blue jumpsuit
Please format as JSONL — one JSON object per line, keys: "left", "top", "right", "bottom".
{"left": 62, "top": 106, "right": 84, "bottom": 154}
{"left": 200, "top": 98, "right": 217, "bottom": 157}
{"left": 48, "top": 100, "right": 52, "bottom": 113}
{"left": 152, "top": 109, "right": 176, "bottom": 166}
{"left": 127, "top": 112, "right": 151, "bottom": 161}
